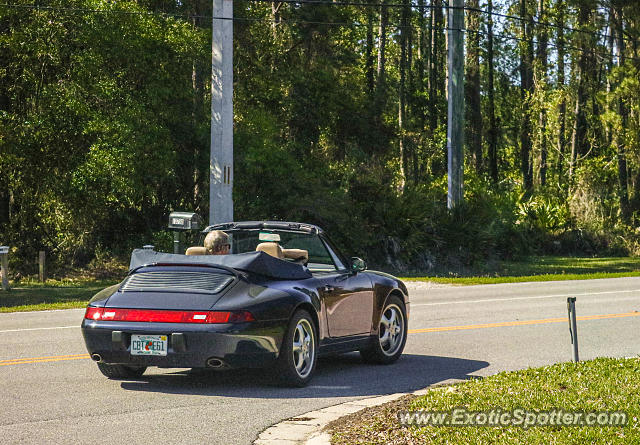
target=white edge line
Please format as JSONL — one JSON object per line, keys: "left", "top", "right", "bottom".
{"left": 0, "top": 326, "right": 78, "bottom": 333}
{"left": 0, "top": 308, "right": 85, "bottom": 315}
{"left": 412, "top": 289, "right": 640, "bottom": 306}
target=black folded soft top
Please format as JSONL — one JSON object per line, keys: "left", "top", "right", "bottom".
{"left": 129, "top": 249, "right": 312, "bottom": 280}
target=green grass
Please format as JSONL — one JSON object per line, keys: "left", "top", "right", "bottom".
{"left": 402, "top": 256, "right": 640, "bottom": 285}
{"left": 0, "top": 278, "right": 119, "bottom": 312}
{"left": 331, "top": 357, "right": 640, "bottom": 444}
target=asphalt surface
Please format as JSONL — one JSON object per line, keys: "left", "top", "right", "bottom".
{"left": 1, "top": 277, "right": 639, "bottom": 444}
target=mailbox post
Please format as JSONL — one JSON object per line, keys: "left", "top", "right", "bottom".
{"left": 168, "top": 212, "right": 203, "bottom": 254}
{"left": 0, "top": 246, "right": 9, "bottom": 291}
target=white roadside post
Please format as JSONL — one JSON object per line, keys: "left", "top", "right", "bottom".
{"left": 0, "top": 246, "right": 9, "bottom": 291}
{"left": 209, "top": 0, "right": 234, "bottom": 225}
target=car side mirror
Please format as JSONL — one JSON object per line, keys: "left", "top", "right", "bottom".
{"left": 350, "top": 257, "right": 367, "bottom": 273}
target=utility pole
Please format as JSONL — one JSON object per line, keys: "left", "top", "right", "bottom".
{"left": 447, "top": 0, "right": 464, "bottom": 209}
{"left": 210, "top": 0, "right": 234, "bottom": 225}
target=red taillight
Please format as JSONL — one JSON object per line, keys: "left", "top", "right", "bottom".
{"left": 84, "top": 307, "right": 104, "bottom": 320}
{"left": 84, "top": 307, "right": 254, "bottom": 324}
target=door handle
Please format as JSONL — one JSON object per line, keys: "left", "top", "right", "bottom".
{"left": 323, "top": 285, "right": 335, "bottom": 293}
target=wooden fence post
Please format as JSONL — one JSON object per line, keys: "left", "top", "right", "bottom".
{"left": 0, "top": 246, "right": 9, "bottom": 291}
{"left": 39, "top": 250, "right": 46, "bottom": 283}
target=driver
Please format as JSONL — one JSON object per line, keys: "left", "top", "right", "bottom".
{"left": 204, "top": 230, "right": 230, "bottom": 255}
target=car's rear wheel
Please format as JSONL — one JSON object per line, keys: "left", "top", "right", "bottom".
{"left": 274, "top": 309, "right": 317, "bottom": 387}
{"left": 96, "top": 362, "right": 147, "bottom": 379}
{"left": 360, "top": 295, "right": 407, "bottom": 364}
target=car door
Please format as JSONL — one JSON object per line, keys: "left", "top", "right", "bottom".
{"left": 321, "top": 270, "right": 374, "bottom": 337}
{"left": 316, "top": 237, "right": 374, "bottom": 337}
{"left": 282, "top": 232, "right": 374, "bottom": 337}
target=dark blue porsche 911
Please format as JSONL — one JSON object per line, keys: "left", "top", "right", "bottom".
{"left": 82, "top": 221, "right": 409, "bottom": 386}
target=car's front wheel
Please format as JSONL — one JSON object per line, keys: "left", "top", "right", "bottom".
{"left": 274, "top": 309, "right": 318, "bottom": 387}
{"left": 360, "top": 295, "right": 407, "bottom": 364}
{"left": 96, "top": 362, "right": 147, "bottom": 379}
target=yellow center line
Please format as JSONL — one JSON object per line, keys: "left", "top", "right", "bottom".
{"left": 408, "top": 311, "right": 640, "bottom": 334}
{"left": 0, "top": 354, "right": 89, "bottom": 366}
{"left": 0, "top": 353, "right": 88, "bottom": 364}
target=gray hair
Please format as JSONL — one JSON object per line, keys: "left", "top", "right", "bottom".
{"left": 204, "top": 230, "right": 229, "bottom": 254}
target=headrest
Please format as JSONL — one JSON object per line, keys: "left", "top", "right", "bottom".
{"left": 256, "top": 242, "right": 284, "bottom": 259}
{"left": 185, "top": 246, "right": 207, "bottom": 256}
{"left": 282, "top": 248, "right": 309, "bottom": 263}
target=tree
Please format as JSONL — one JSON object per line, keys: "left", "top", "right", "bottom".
{"left": 465, "top": 0, "right": 483, "bottom": 173}
{"left": 486, "top": 0, "right": 498, "bottom": 182}
{"left": 519, "top": 0, "right": 534, "bottom": 193}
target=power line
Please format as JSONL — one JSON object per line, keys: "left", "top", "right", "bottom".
{"left": 1, "top": 2, "right": 638, "bottom": 63}
{"left": 245, "top": 0, "right": 638, "bottom": 45}
{"left": 1, "top": 1, "right": 636, "bottom": 46}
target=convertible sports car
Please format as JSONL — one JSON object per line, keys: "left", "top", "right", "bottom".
{"left": 82, "top": 221, "right": 409, "bottom": 386}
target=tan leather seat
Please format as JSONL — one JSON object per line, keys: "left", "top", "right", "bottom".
{"left": 185, "top": 246, "right": 207, "bottom": 256}
{"left": 282, "top": 248, "right": 309, "bottom": 264}
{"left": 256, "top": 242, "right": 284, "bottom": 259}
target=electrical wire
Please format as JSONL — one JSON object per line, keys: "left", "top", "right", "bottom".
{"left": 245, "top": 0, "right": 638, "bottom": 45}
{"left": 1, "top": 1, "right": 637, "bottom": 46}
{"left": 1, "top": 2, "right": 638, "bottom": 63}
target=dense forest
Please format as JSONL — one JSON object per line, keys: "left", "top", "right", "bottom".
{"left": 1, "top": 0, "right": 639, "bottom": 274}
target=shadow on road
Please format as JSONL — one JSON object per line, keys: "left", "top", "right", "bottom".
{"left": 119, "top": 353, "right": 488, "bottom": 398}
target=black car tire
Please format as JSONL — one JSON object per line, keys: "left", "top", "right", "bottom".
{"left": 96, "top": 362, "right": 147, "bottom": 379}
{"left": 360, "top": 295, "right": 407, "bottom": 364}
{"left": 273, "top": 309, "right": 318, "bottom": 387}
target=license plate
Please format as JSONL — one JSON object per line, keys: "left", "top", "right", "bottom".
{"left": 131, "top": 334, "right": 168, "bottom": 356}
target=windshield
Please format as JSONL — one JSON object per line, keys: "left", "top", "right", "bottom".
{"left": 200, "top": 229, "right": 345, "bottom": 272}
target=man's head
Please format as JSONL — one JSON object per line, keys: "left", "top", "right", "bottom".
{"left": 204, "top": 230, "right": 230, "bottom": 255}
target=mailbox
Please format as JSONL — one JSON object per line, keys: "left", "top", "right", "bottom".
{"left": 168, "top": 212, "right": 203, "bottom": 254}
{"left": 169, "top": 212, "right": 203, "bottom": 231}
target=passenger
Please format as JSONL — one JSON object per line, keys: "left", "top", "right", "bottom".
{"left": 203, "top": 230, "right": 230, "bottom": 255}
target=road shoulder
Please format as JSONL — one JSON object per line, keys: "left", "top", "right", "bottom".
{"left": 253, "top": 379, "right": 464, "bottom": 444}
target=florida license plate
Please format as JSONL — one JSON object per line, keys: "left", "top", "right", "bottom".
{"left": 131, "top": 334, "right": 168, "bottom": 356}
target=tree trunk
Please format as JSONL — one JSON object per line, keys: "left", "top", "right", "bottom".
{"left": 0, "top": 181, "right": 8, "bottom": 228}
{"left": 614, "top": 6, "right": 630, "bottom": 222}
{"left": 429, "top": 0, "right": 443, "bottom": 132}
{"left": 414, "top": 0, "right": 426, "bottom": 182}
{"left": 366, "top": 9, "right": 375, "bottom": 95}
{"left": 398, "top": 0, "right": 409, "bottom": 191}
{"left": 377, "top": 0, "right": 388, "bottom": 91}
{"left": 519, "top": 0, "right": 533, "bottom": 193}
{"left": 271, "top": 2, "right": 283, "bottom": 39}
{"left": 536, "top": 0, "right": 548, "bottom": 186}
{"left": 417, "top": 0, "right": 426, "bottom": 126}
{"left": 555, "top": 0, "right": 566, "bottom": 179}
{"left": 465, "top": 0, "right": 482, "bottom": 173}
{"left": 487, "top": 0, "right": 498, "bottom": 182}
{"left": 569, "top": 0, "right": 594, "bottom": 178}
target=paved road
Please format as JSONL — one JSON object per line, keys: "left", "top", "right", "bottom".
{"left": 1, "top": 277, "right": 639, "bottom": 444}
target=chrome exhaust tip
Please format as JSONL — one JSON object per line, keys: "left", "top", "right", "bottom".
{"left": 91, "top": 354, "right": 102, "bottom": 362}
{"left": 206, "top": 357, "right": 225, "bottom": 368}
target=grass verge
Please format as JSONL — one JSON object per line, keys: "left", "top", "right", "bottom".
{"left": 0, "top": 278, "right": 119, "bottom": 312}
{"left": 402, "top": 256, "right": 640, "bottom": 285}
{"left": 330, "top": 357, "right": 640, "bottom": 444}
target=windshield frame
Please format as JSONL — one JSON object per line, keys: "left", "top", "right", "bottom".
{"left": 199, "top": 227, "right": 350, "bottom": 273}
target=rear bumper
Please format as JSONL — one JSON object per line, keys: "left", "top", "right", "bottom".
{"left": 81, "top": 319, "right": 286, "bottom": 369}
